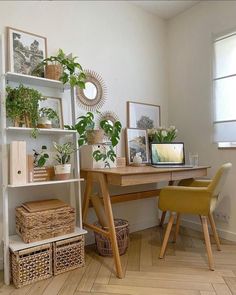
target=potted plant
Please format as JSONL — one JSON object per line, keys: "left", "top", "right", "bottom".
{"left": 6, "top": 84, "right": 43, "bottom": 128}
{"left": 147, "top": 125, "right": 178, "bottom": 143}
{"left": 53, "top": 141, "right": 76, "bottom": 180}
{"left": 33, "top": 145, "right": 49, "bottom": 167}
{"left": 33, "top": 49, "right": 86, "bottom": 88}
{"left": 37, "top": 107, "right": 59, "bottom": 129}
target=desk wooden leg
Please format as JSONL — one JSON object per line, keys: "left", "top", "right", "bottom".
{"left": 159, "top": 181, "right": 175, "bottom": 227}
{"left": 97, "top": 173, "right": 123, "bottom": 279}
{"left": 82, "top": 172, "right": 93, "bottom": 221}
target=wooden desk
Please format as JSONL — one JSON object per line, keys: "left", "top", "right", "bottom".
{"left": 81, "top": 166, "right": 209, "bottom": 279}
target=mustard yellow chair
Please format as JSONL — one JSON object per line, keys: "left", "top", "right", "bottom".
{"left": 158, "top": 163, "right": 232, "bottom": 270}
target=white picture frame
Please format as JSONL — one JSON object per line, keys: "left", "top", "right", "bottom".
{"left": 127, "top": 101, "right": 161, "bottom": 129}
{"left": 39, "top": 97, "right": 63, "bottom": 129}
{"left": 125, "top": 128, "right": 149, "bottom": 165}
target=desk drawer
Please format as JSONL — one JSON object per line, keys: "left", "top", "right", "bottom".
{"left": 172, "top": 168, "right": 207, "bottom": 181}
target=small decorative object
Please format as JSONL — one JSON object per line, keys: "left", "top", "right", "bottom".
{"left": 127, "top": 101, "right": 161, "bottom": 129}
{"left": 38, "top": 96, "right": 63, "bottom": 128}
{"left": 116, "top": 157, "right": 126, "bottom": 168}
{"left": 7, "top": 27, "right": 47, "bottom": 77}
{"left": 125, "top": 128, "right": 149, "bottom": 165}
{"left": 53, "top": 235, "right": 85, "bottom": 275}
{"left": 133, "top": 153, "right": 143, "bottom": 166}
{"left": 32, "top": 145, "right": 49, "bottom": 182}
{"left": 11, "top": 243, "right": 52, "bottom": 288}
{"left": 94, "top": 219, "right": 129, "bottom": 256}
{"left": 6, "top": 84, "right": 43, "bottom": 128}
{"left": 10, "top": 141, "right": 27, "bottom": 185}
{"left": 34, "top": 48, "right": 86, "bottom": 88}
{"left": 76, "top": 69, "right": 107, "bottom": 111}
{"left": 15, "top": 199, "right": 75, "bottom": 243}
{"left": 80, "top": 145, "right": 117, "bottom": 169}
{"left": 147, "top": 125, "right": 178, "bottom": 143}
{"left": 53, "top": 142, "right": 76, "bottom": 180}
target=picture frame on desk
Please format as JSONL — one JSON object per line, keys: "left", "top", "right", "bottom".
{"left": 127, "top": 101, "right": 161, "bottom": 129}
{"left": 125, "top": 128, "right": 149, "bottom": 165}
{"left": 7, "top": 26, "right": 47, "bottom": 76}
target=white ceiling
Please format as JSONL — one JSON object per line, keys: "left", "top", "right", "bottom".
{"left": 132, "top": 1, "right": 200, "bottom": 20}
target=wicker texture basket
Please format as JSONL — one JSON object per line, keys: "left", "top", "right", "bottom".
{"left": 45, "top": 64, "right": 62, "bottom": 80}
{"left": 86, "top": 129, "right": 104, "bottom": 144}
{"left": 16, "top": 206, "right": 75, "bottom": 243}
{"left": 11, "top": 244, "right": 52, "bottom": 288}
{"left": 94, "top": 219, "right": 129, "bottom": 256}
{"left": 53, "top": 235, "right": 85, "bottom": 275}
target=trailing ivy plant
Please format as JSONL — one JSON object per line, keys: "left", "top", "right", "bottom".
{"left": 33, "top": 49, "right": 86, "bottom": 88}
{"left": 6, "top": 84, "right": 43, "bottom": 130}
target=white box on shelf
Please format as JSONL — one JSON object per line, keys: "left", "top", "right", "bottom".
{"left": 10, "top": 141, "right": 27, "bottom": 185}
{"left": 80, "top": 144, "right": 117, "bottom": 169}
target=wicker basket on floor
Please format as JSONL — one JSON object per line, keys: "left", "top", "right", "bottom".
{"left": 53, "top": 235, "right": 85, "bottom": 275}
{"left": 11, "top": 243, "right": 52, "bottom": 288}
{"left": 94, "top": 219, "right": 129, "bottom": 256}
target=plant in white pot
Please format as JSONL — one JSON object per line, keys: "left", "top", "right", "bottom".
{"left": 38, "top": 107, "right": 59, "bottom": 129}
{"left": 53, "top": 142, "right": 76, "bottom": 180}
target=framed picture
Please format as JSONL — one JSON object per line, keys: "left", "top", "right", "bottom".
{"left": 125, "top": 128, "right": 149, "bottom": 164}
{"left": 7, "top": 27, "right": 47, "bottom": 76}
{"left": 39, "top": 97, "right": 63, "bottom": 129}
{"left": 127, "top": 101, "right": 161, "bottom": 129}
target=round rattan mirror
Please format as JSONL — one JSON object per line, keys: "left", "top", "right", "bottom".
{"left": 76, "top": 70, "right": 107, "bottom": 111}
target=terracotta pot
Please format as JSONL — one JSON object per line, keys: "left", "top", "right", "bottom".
{"left": 54, "top": 164, "right": 71, "bottom": 180}
{"left": 45, "top": 64, "right": 63, "bottom": 81}
{"left": 86, "top": 129, "right": 104, "bottom": 144}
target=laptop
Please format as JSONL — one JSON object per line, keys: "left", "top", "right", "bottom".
{"left": 150, "top": 142, "right": 193, "bottom": 168}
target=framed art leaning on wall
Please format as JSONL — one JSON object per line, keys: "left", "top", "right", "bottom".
{"left": 127, "top": 101, "right": 161, "bottom": 129}
{"left": 125, "top": 128, "right": 149, "bottom": 165}
{"left": 7, "top": 27, "right": 47, "bottom": 76}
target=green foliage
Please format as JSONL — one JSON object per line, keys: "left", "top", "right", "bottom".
{"left": 6, "top": 84, "right": 43, "bottom": 128}
{"left": 34, "top": 48, "right": 86, "bottom": 88}
{"left": 148, "top": 126, "right": 178, "bottom": 143}
{"left": 39, "top": 107, "right": 59, "bottom": 120}
{"left": 33, "top": 145, "right": 49, "bottom": 167}
{"left": 100, "top": 120, "right": 122, "bottom": 147}
{"left": 93, "top": 146, "right": 116, "bottom": 168}
{"left": 53, "top": 142, "right": 76, "bottom": 165}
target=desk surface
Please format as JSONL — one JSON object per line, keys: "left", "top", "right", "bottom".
{"left": 81, "top": 166, "right": 209, "bottom": 186}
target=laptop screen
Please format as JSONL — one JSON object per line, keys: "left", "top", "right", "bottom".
{"left": 151, "top": 143, "right": 185, "bottom": 165}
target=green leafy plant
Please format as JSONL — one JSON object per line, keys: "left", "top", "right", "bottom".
{"left": 33, "top": 49, "right": 86, "bottom": 88}
{"left": 39, "top": 107, "right": 59, "bottom": 120}
{"left": 148, "top": 126, "right": 178, "bottom": 143}
{"left": 53, "top": 142, "right": 76, "bottom": 165}
{"left": 33, "top": 145, "right": 49, "bottom": 167}
{"left": 93, "top": 145, "right": 116, "bottom": 168}
{"left": 6, "top": 84, "right": 43, "bottom": 128}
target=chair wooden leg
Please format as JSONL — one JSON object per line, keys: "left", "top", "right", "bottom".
{"left": 173, "top": 213, "right": 181, "bottom": 243}
{"left": 200, "top": 215, "right": 214, "bottom": 270}
{"left": 159, "top": 211, "right": 167, "bottom": 227}
{"left": 159, "top": 213, "right": 175, "bottom": 258}
{"left": 208, "top": 213, "right": 221, "bottom": 251}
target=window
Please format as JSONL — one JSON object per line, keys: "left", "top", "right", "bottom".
{"left": 213, "top": 32, "right": 236, "bottom": 147}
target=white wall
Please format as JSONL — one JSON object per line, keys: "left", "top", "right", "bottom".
{"left": 0, "top": 0, "right": 169, "bottom": 254}
{"left": 168, "top": 1, "right": 236, "bottom": 241}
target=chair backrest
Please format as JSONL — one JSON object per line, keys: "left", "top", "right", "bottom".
{"left": 207, "top": 163, "right": 232, "bottom": 200}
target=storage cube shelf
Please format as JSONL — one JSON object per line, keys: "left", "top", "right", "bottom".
{"left": 9, "top": 227, "right": 87, "bottom": 252}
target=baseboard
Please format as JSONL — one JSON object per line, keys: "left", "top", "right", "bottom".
{"left": 85, "top": 217, "right": 159, "bottom": 245}
{"left": 181, "top": 218, "right": 236, "bottom": 242}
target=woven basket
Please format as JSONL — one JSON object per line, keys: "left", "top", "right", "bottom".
{"left": 94, "top": 219, "right": 129, "bottom": 256}
{"left": 86, "top": 129, "right": 104, "bottom": 144}
{"left": 11, "top": 243, "right": 52, "bottom": 288}
{"left": 45, "top": 64, "right": 62, "bottom": 81}
{"left": 53, "top": 235, "right": 85, "bottom": 275}
{"left": 16, "top": 206, "right": 75, "bottom": 243}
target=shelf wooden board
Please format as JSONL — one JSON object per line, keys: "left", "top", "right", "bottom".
{"left": 6, "top": 126, "right": 76, "bottom": 135}
{"left": 9, "top": 227, "right": 87, "bottom": 252}
{"left": 5, "top": 72, "right": 65, "bottom": 90}
{"left": 8, "top": 178, "right": 83, "bottom": 188}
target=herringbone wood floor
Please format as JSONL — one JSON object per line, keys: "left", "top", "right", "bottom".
{"left": 1, "top": 226, "right": 236, "bottom": 295}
